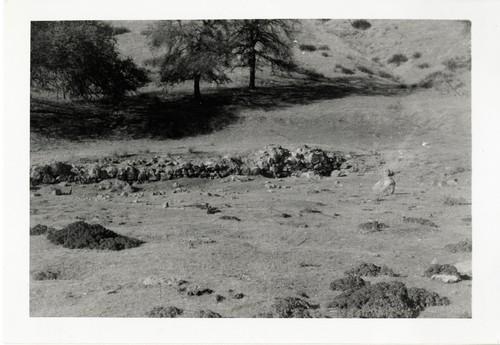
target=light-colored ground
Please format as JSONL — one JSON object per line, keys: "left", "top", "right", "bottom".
{"left": 30, "top": 90, "right": 471, "bottom": 318}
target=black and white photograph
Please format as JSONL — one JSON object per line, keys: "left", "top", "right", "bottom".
{"left": 3, "top": 0, "right": 500, "bottom": 343}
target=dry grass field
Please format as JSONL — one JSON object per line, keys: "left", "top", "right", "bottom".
{"left": 30, "top": 19, "right": 471, "bottom": 318}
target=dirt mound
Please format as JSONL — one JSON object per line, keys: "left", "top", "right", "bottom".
{"left": 444, "top": 240, "right": 472, "bottom": 253}
{"left": 403, "top": 217, "right": 438, "bottom": 228}
{"left": 358, "top": 221, "right": 389, "bottom": 233}
{"left": 197, "top": 310, "right": 222, "bottom": 318}
{"left": 47, "top": 221, "right": 144, "bottom": 250}
{"left": 330, "top": 276, "right": 370, "bottom": 291}
{"left": 146, "top": 306, "right": 183, "bottom": 318}
{"left": 30, "top": 224, "right": 55, "bottom": 236}
{"left": 327, "top": 281, "right": 449, "bottom": 318}
{"left": 345, "top": 263, "right": 399, "bottom": 277}
{"left": 265, "top": 297, "right": 317, "bottom": 318}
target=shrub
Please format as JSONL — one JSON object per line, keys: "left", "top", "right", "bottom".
{"left": 402, "top": 217, "right": 438, "bottom": 228}
{"left": 412, "top": 52, "right": 422, "bottom": 59}
{"left": 424, "top": 264, "right": 460, "bottom": 278}
{"left": 321, "top": 52, "right": 329, "bottom": 57}
{"left": 371, "top": 56, "right": 380, "bottom": 63}
{"left": 339, "top": 67, "right": 355, "bottom": 75}
{"left": 358, "top": 221, "right": 389, "bottom": 233}
{"left": 444, "top": 240, "right": 472, "bottom": 253}
{"left": 299, "top": 44, "right": 317, "bottom": 52}
{"left": 269, "top": 297, "right": 315, "bottom": 318}
{"left": 318, "top": 45, "right": 330, "bottom": 51}
{"left": 418, "top": 63, "right": 430, "bottom": 69}
{"left": 442, "top": 57, "right": 471, "bottom": 72}
{"left": 47, "top": 221, "right": 144, "bottom": 250}
{"left": 378, "top": 71, "right": 394, "bottom": 79}
{"left": 33, "top": 269, "right": 60, "bottom": 281}
{"left": 387, "top": 54, "right": 408, "bottom": 66}
{"left": 197, "top": 310, "right": 222, "bottom": 318}
{"left": 112, "top": 26, "right": 130, "bottom": 35}
{"left": 443, "top": 196, "right": 468, "bottom": 206}
{"left": 351, "top": 19, "right": 371, "bottom": 30}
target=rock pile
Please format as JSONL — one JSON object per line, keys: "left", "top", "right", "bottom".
{"left": 30, "top": 145, "right": 345, "bottom": 185}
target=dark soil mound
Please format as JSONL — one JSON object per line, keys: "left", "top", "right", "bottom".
{"left": 219, "top": 215, "right": 241, "bottom": 221}
{"left": 197, "top": 310, "right": 222, "bottom": 318}
{"left": 268, "top": 297, "right": 317, "bottom": 318}
{"left": 327, "top": 281, "right": 449, "bottom": 318}
{"left": 33, "top": 269, "right": 60, "bottom": 281}
{"left": 30, "top": 224, "right": 55, "bottom": 236}
{"left": 444, "top": 240, "right": 472, "bottom": 253}
{"left": 345, "top": 263, "right": 399, "bottom": 277}
{"left": 403, "top": 217, "right": 438, "bottom": 228}
{"left": 330, "top": 276, "right": 370, "bottom": 291}
{"left": 358, "top": 221, "right": 389, "bottom": 233}
{"left": 146, "top": 306, "right": 183, "bottom": 318}
{"left": 424, "top": 264, "right": 460, "bottom": 278}
{"left": 47, "top": 221, "right": 144, "bottom": 250}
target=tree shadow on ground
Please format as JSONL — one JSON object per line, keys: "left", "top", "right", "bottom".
{"left": 31, "top": 76, "right": 412, "bottom": 141}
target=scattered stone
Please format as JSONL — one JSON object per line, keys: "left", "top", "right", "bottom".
{"left": 330, "top": 276, "right": 370, "bottom": 291}
{"left": 444, "top": 240, "right": 472, "bottom": 253}
{"left": 431, "top": 274, "right": 461, "bottom": 283}
{"left": 142, "top": 276, "right": 166, "bottom": 287}
{"left": 162, "top": 202, "right": 169, "bottom": 208}
{"left": 358, "top": 221, "right": 389, "bottom": 233}
{"left": 146, "top": 306, "right": 183, "bottom": 318}
{"left": 47, "top": 221, "right": 144, "bottom": 250}
{"left": 345, "top": 263, "right": 399, "bottom": 277}
{"left": 327, "top": 281, "right": 449, "bottom": 318}
{"left": 372, "top": 176, "right": 396, "bottom": 196}
{"left": 446, "top": 179, "right": 458, "bottom": 186}
{"left": 281, "top": 213, "right": 292, "bottom": 218}
{"left": 215, "top": 294, "right": 226, "bottom": 302}
{"left": 207, "top": 206, "right": 221, "bottom": 214}
{"left": 228, "top": 290, "right": 245, "bottom": 299}
{"left": 403, "top": 217, "right": 438, "bottom": 228}
{"left": 197, "top": 310, "right": 222, "bottom": 318}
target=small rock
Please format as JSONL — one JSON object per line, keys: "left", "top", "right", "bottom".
{"left": 446, "top": 179, "right": 458, "bottom": 186}
{"left": 454, "top": 260, "right": 472, "bottom": 277}
{"left": 337, "top": 169, "right": 347, "bottom": 177}
{"left": 31, "top": 192, "right": 41, "bottom": 197}
{"left": 52, "top": 188, "right": 62, "bottom": 196}
{"left": 430, "top": 258, "right": 438, "bottom": 265}
{"left": 372, "top": 177, "right": 395, "bottom": 196}
{"left": 162, "top": 202, "right": 169, "bottom": 208}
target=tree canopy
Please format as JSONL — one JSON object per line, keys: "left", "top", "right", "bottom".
{"left": 229, "top": 19, "right": 299, "bottom": 88}
{"left": 31, "top": 21, "right": 149, "bottom": 101}
{"left": 144, "top": 20, "right": 232, "bottom": 100}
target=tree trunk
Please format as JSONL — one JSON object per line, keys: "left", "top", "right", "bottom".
{"left": 194, "top": 74, "right": 201, "bottom": 100}
{"left": 249, "top": 50, "right": 256, "bottom": 89}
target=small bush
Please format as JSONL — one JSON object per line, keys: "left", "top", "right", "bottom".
{"left": 327, "top": 281, "right": 449, "bottom": 318}
{"left": 403, "top": 217, "right": 438, "bottom": 228}
{"left": 418, "top": 63, "right": 430, "bottom": 69}
{"left": 318, "top": 45, "right": 330, "bottom": 51}
{"left": 33, "top": 269, "right": 60, "bottom": 281}
{"left": 330, "top": 276, "right": 370, "bottom": 291}
{"left": 299, "top": 44, "right": 317, "bottom": 52}
{"left": 345, "top": 263, "right": 398, "bottom": 277}
{"left": 444, "top": 240, "right": 472, "bottom": 253}
{"left": 30, "top": 224, "right": 55, "bottom": 236}
{"left": 442, "top": 57, "right": 471, "bottom": 72}
{"left": 146, "top": 306, "right": 183, "bottom": 318}
{"left": 358, "top": 221, "right": 389, "bottom": 233}
{"left": 351, "top": 19, "right": 372, "bottom": 30}
{"left": 321, "top": 52, "right": 329, "bottom": 57}
{"left": 443, "top": 196, "right": 468, "bottom": 206}
{"left": 371, "top": 57, "right": 380, "bottom": 63}
{"left": 269, "top": 297, "right": 315, "bottom": 318}
{"left": 412, "top": 52, "right": 422, "bottom": 59}
{"left": 339, "top": 67, "right": 355, "bottom": 75}
{"left": 112, "top": 26, "right": 130, "bottom": 35}
{"left": 47, "top": 221, "right": 144, "bottom": 250}
{"left": 388, "top": 54, "right": 408, "bottom": 66}
{"left": 197, "top": 310, "right": 222, "bottom": 318}
{"left": 357, "top": 66, "right": 374, "bottom": 75}
{"left": 378, "top": 71, "right": 394, "bottom": 79}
